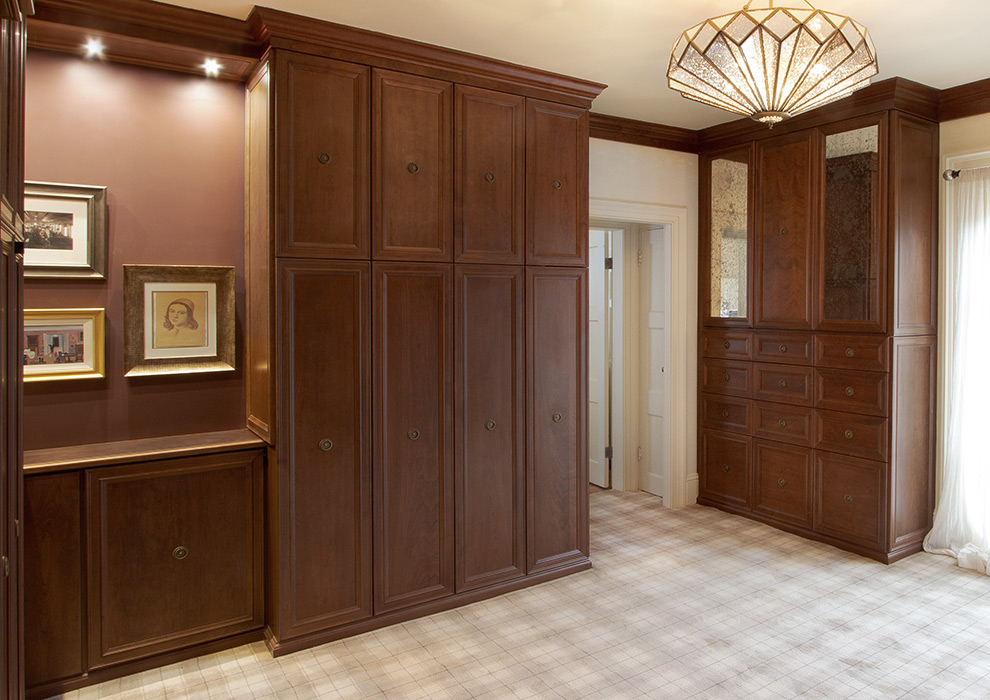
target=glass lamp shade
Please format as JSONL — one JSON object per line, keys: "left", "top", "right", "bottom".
{"left": 667, "top": 2, "right": 878, "bottom": 124}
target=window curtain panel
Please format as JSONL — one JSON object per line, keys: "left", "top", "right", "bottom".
{"left": 924, "top": 166, "right": 990, "bottom": 574}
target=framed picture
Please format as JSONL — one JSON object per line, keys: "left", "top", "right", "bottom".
{"left": 23, "top": 308, "right": 106, "bottom": 382}
{"left": 24, "top": 181, "right": 108, "bottom": 279}
{"left": 123, "top": 265, "right": 235, "bottom": 377}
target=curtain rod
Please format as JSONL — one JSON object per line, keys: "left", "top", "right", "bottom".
{"left": 943, "top": 166, "right": 989, "bottom": 181}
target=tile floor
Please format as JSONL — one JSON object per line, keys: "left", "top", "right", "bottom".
{"left": 51, "top": 491, "right": 990, "bottom": 699}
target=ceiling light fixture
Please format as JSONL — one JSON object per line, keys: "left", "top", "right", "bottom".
{"left": 666, "top": 0, "right": 878, "bottom": 126}
{"left": 203, "top": 58, "right": 221, "bottom": 78}
{"left": 84, "top": 38, "right": 105, "bottom": 59}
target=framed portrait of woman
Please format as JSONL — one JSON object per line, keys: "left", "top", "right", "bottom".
{"left": 123, "top": 265, "right": 235, "bottom": 376}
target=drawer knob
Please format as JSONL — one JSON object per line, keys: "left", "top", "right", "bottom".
{"left": 722, "top": 373, "right": 730, "bottom": 382}
{"left": 778, "top": 379, "right": 788, "bottom": 389}
{"left": 408, "top": 429, "right": 421, "bottom": 440}
{"left": 723, "top": 340, "right": 731, "bottom": 349}
{"left": 485, "top": 171, "right": 495, "bottom": 183}
{"left": 486, "top": 419, "right": 497, "bottom": 431}
{"left": 778, "top": 477, "right": 786, "bottom": 487}
{"left": 172, "top": 546, "right": 189, "bottom": 560}
{"left": 845, "top": 348, "right": 855, "bottom": 358}
{"left": 552, "top": 412, "right": 563, "bottom": 423}
{"left": 845, "top": 386, "right": 855, "bottom": 396}
{"left": 318, "top": 152, "right": 331, "bottom": 164}
{"left": 780, "top": 227, "right": 788, "bottom": 236}
{"left": 552, "top": 179, "right": 562, "bottom": 190}
{"left": 721, "top": 409, "right": 730, "bottom": 418}
{"left": 844, "top": 494, "right": 853, "bottom": 504}
{"left": 778, "top": 344, "right": 787, "bottom": 353}
{"left": 722, "top": 464, "right": 730, "bottom": 472}
{"left": 844, "top": 429, "right": 854, "bottom": 440}
{"left": 778, "top": 419, "right": 787, "bottom": 428}
{"left": 319, "top": 438, "right": 333, "bottom": 451}
{"left": 407, "top": 162, "right": 420, "bottom": 174}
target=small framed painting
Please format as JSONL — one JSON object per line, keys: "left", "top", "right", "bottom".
{"left": 24, "top": 181, "right": 108, "bottom": 279}
{"left": 123, "top": 265, "right": 235, "bottom": 377}
{"left": 23, "top": 308, "right": 106, "bottom": 382}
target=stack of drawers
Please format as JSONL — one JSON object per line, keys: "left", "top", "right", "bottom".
{"left": 699, "top": 329, "right": 891, "bottom": 553}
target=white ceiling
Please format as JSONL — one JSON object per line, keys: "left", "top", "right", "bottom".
{"left": 161, "top": 0, "right": 990, "bottom": 129}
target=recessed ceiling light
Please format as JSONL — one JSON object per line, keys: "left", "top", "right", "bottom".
{"left": 203, "top": 58, "right": 221, "bottom": 78}
{"left": 84, "top": 38, "right": 104, "bottom": 59}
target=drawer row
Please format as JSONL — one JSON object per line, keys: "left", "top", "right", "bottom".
{"left": 701, "top": 359, "right": 889, "bottom": 416}
{"left": 701, "top": 393, "right": 888, "bottom": 461}
{"left": 700, "top": 430, "right": 886, "bottom": 549}
{"left": 702, "top": 329, "right": 888, "bottom": 371}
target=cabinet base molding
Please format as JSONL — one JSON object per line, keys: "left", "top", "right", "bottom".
{"left": 695, "top": 500, "right": 921, "bottom": 565}
{"left": 265, "top": 557, "right": 592, "bottom": 657}
{"left": 26, "top": 629, "right": 264, "bottom": 700}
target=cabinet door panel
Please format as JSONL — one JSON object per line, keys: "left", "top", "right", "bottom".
{"left": 815, "top": 452, "right": 885, "bottom": 548}
{"left": 527, "top": 267, "right": 588, "bottom": 573}
{"left": 526, "top": 100, "right": 588, "bottom": 266}
{"left": 754, "top": 440, "right": 812, "bottom": 527}
{"left": 275, "top": 260, "right": 372, "bottom": 639}
{"left": 373, "top": 70, "right": 453, "bottom": 261}
{"left": 86, "top": 453, "right": 264, "bottom": 668}
{"left": 374, "top": 263, "right": 454, "bottom": 612}
{"left": 455, "top": 87, "right": 525, "bottom": 264}
{"left": 455, "top": 265, "right": 525, "bottom": 591}
{"left": 277, "top": 52, "right": 370, "bottom": 258}
{"left": 755, "top": 132, "right": 816, "bottom": 328}
{"left": 700, "top": 430, "right": 751, "bottom": 507}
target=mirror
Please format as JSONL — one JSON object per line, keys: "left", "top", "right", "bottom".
{"left": 709, "top": 150, "right": 748, "bottom": 318}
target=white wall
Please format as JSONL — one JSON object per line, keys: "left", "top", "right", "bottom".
{"left": 588, "top": 138, "right": 699, "bottom": 505}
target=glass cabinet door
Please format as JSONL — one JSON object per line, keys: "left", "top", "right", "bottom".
{"left": 820, "top": 120, "right": 884, "bottom": 331}
{"left": 706, "top": 148, "right": 750, "bottom": 323}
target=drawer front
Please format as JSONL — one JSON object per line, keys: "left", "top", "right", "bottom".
{"left": 815, "top": 452, "right": 885, "bottom": 547}
{"left": 753, "top": 363, "right": 814, "bottom": 406}
{"left": 701, "top": 431, "right": 751, "bottom": 507}
{"left": 700, "top": 359, "right": 752, "bottom": 398}
{"left": 753, "top": 401, "right": 814, "bottom": 447}
{"left": 815, "top": 410, "right": 889, "bottom": 462}
{"left": 701, "top": 394, "right": 752, "bottom": 434}
{"left": 701, "top": 330, "right": 753, "bottom": 361}
{"left": 753, "top": 331, "right": 813, "bottom": 365}
{"left": 754, "top": 440, "right": 812, "bottom": 527}
{"left": 815, "top": 334, "right": 888, "bottom": 372}
{"left": 815, "top": 368, "right": 888, "bottom": 416}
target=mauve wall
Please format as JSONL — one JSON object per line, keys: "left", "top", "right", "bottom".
{"left": 23, "top": 50, "right": 246, "bottom": 450}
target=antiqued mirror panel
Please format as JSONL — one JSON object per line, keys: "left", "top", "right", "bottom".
{"left": 709, "top": 150, "right": 749, "bottom": 319}
{"left": 823, "top": 125, "right": 879, "bottom": 322}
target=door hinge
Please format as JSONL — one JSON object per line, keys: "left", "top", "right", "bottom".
{"left": 637, "top": 446, "right": 643, "bottom": 462}
{"left": 604, "top": 257, "right": 613, "bottom": 270}
{"left": 14, "top": 519, "right": 19, "bottom": 538}
{"left": 605, "top": 446, "right": 613, "bottom": 459}
{"left": 637, "top": 249, "right": 643, "bottom": 266}
{"left": 2, "top": 556, "right": 8, "bottom": 577}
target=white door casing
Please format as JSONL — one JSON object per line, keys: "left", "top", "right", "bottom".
{"left": 588, "top": 228, "right": 609, "bottom": 488}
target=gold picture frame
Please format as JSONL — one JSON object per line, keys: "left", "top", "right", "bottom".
{"left": 123, "top": 265, "right": 235, "bottom": 377}
{"left": 24, "top": 181, "right": 108, "bottom": 279}
{"left": 23, "top": 308, "right": 106, "bottom": 382}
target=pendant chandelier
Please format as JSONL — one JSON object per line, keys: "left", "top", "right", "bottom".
{"left": 667, "top": 1, "right": 878, "bottom": 125}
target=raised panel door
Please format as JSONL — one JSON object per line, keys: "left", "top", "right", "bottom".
{"left": 374, "top": 263, "right": 454, "bottom": 612}
{"left": 373, "top": 70, "right": 453, "bottom": 261}
{"left": 276, "top": 51, "right": 370, "bottom": 258}
{"left": 455, "top": 86, "right": 525, "bottom": 264}
{"left": 455, "top": 265, "right": 525, "bottom": 591}
{"left": 527, "top": 267, "right": 588, "bottom": 573}
{"left": 754, "top": 440, "right": 812, "bottom": 527}
{"left": 526, "top": 100, "right": 588, "bottom": 266}
{"left": 274, "top": 260, "right": 372, "bottom": 640}
{"left": 755, "top": 132, "right": 816, "bottom": 329}
{"left": 700, "top": 430, "right": 751, "bottom": 507}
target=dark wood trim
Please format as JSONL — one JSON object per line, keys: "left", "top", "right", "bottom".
{"left": 589, "top": 113, "right": 698, "bottom": 153}
{"left": 248, "top": 7, "right": 605, "bottom": 109}
{"left": 939, "top": 77, "right": 990, "bottom": 123}
{"left": 23, "top": 429, "right": 266, "bottom": 473}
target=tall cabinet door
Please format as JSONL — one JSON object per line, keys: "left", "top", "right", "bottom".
{"left": 374, "top": 263, "right": 454, "bottom": 612}
{"left": 276, "top": 52, "right": 370, "bottom": 259}
{"left": 454, "top": 86, "right": 525, "bottom": 264}
{"left": 274, "top": 260, "right": 372, "bottom": 641}
{"left": 373, "top": 70, "right": 453, "bottom": 261}
{"left": 755, "top": 131, "right": 817, "bottom": 329}
{"left": 527, "top": 267, "right": 588, "bottom": 574}
{"left": 455, "top": 265, "right": 525, "bottom": 591}
{"left": 526, "top": 100, "right": 589, "bottom": 266}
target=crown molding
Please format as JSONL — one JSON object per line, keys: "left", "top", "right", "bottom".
{"left": 939, "top": 78, "right": 990, "bottom": 123}
{"left": 589, "top": 113, "right": 698, "bottom": 154}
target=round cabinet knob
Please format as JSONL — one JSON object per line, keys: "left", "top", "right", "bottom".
{"left": 844, "top": 429, "right": 854, "bottom": 440}
{"left": 722, "top": 464, "right": 730, "bottom": 472}
{"left": 319, "top": 438, "right": 333, "bottom": 451}
{"left": 845, "top": 348, "right": 855, "bottom": 358}
{"left": 778, "top": 477, "right": 787, "bottom": 487}
{"left": 778, "top": 379, "right": 788, "bottom": 389}
{"left": 844, "top": 494, "right": 853, "bottom": 504}
{"left": 408, "top": 429, "right": 421, "bottom": 440}
{"left": 780, "top": 227, "right": 788, "bottom": 236}
{"left": 485, "top": 419, "right": 497, "bottom": 431}
{"left": 722, "top": 373, "right": 730, "bottom": 382}
{"left": 552, "top": 179, "right": 562, "bottom": 190}
{"left": 172, "top": 546, "right": 189, "bottom": 560}
{"left": 485, "top": 171, "right": 495, "bottom": 183}
{"left": 318, "top": 152, "right": 331, "bottom": 164}
{"left": 778, "top": 419, "right": 787, "bottom": 428}
{"left": 723, "top": 340, "right": 731, "bottom": 349}
{"left": 721, "top": 409, "right": 730, "bottom": 418}
{"left": 552, "top": 412, "right": 563, "bottom": 423}
{"left": 845, "top": 386, "right": 855, "bottom": 396}
{"left": 407, "top": 162, "right": 420, "bottom": 174}
{"left": 778, "top": 344, "right": 787, "bottom": 353}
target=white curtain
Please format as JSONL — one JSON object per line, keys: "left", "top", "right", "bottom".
{"left": 924, "top": 167, "right": 990, "bottom": 573}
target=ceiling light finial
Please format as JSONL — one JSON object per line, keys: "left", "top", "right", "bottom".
{"left": 666, "top": 1, "right": 878, "bottom": 126}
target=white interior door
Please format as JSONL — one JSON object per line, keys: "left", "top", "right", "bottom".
{"left": 639, "top": 225, "right": 668, "bottom": 496}
{"left": 588, "top": 228, "right": 609, "bottom": 487}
